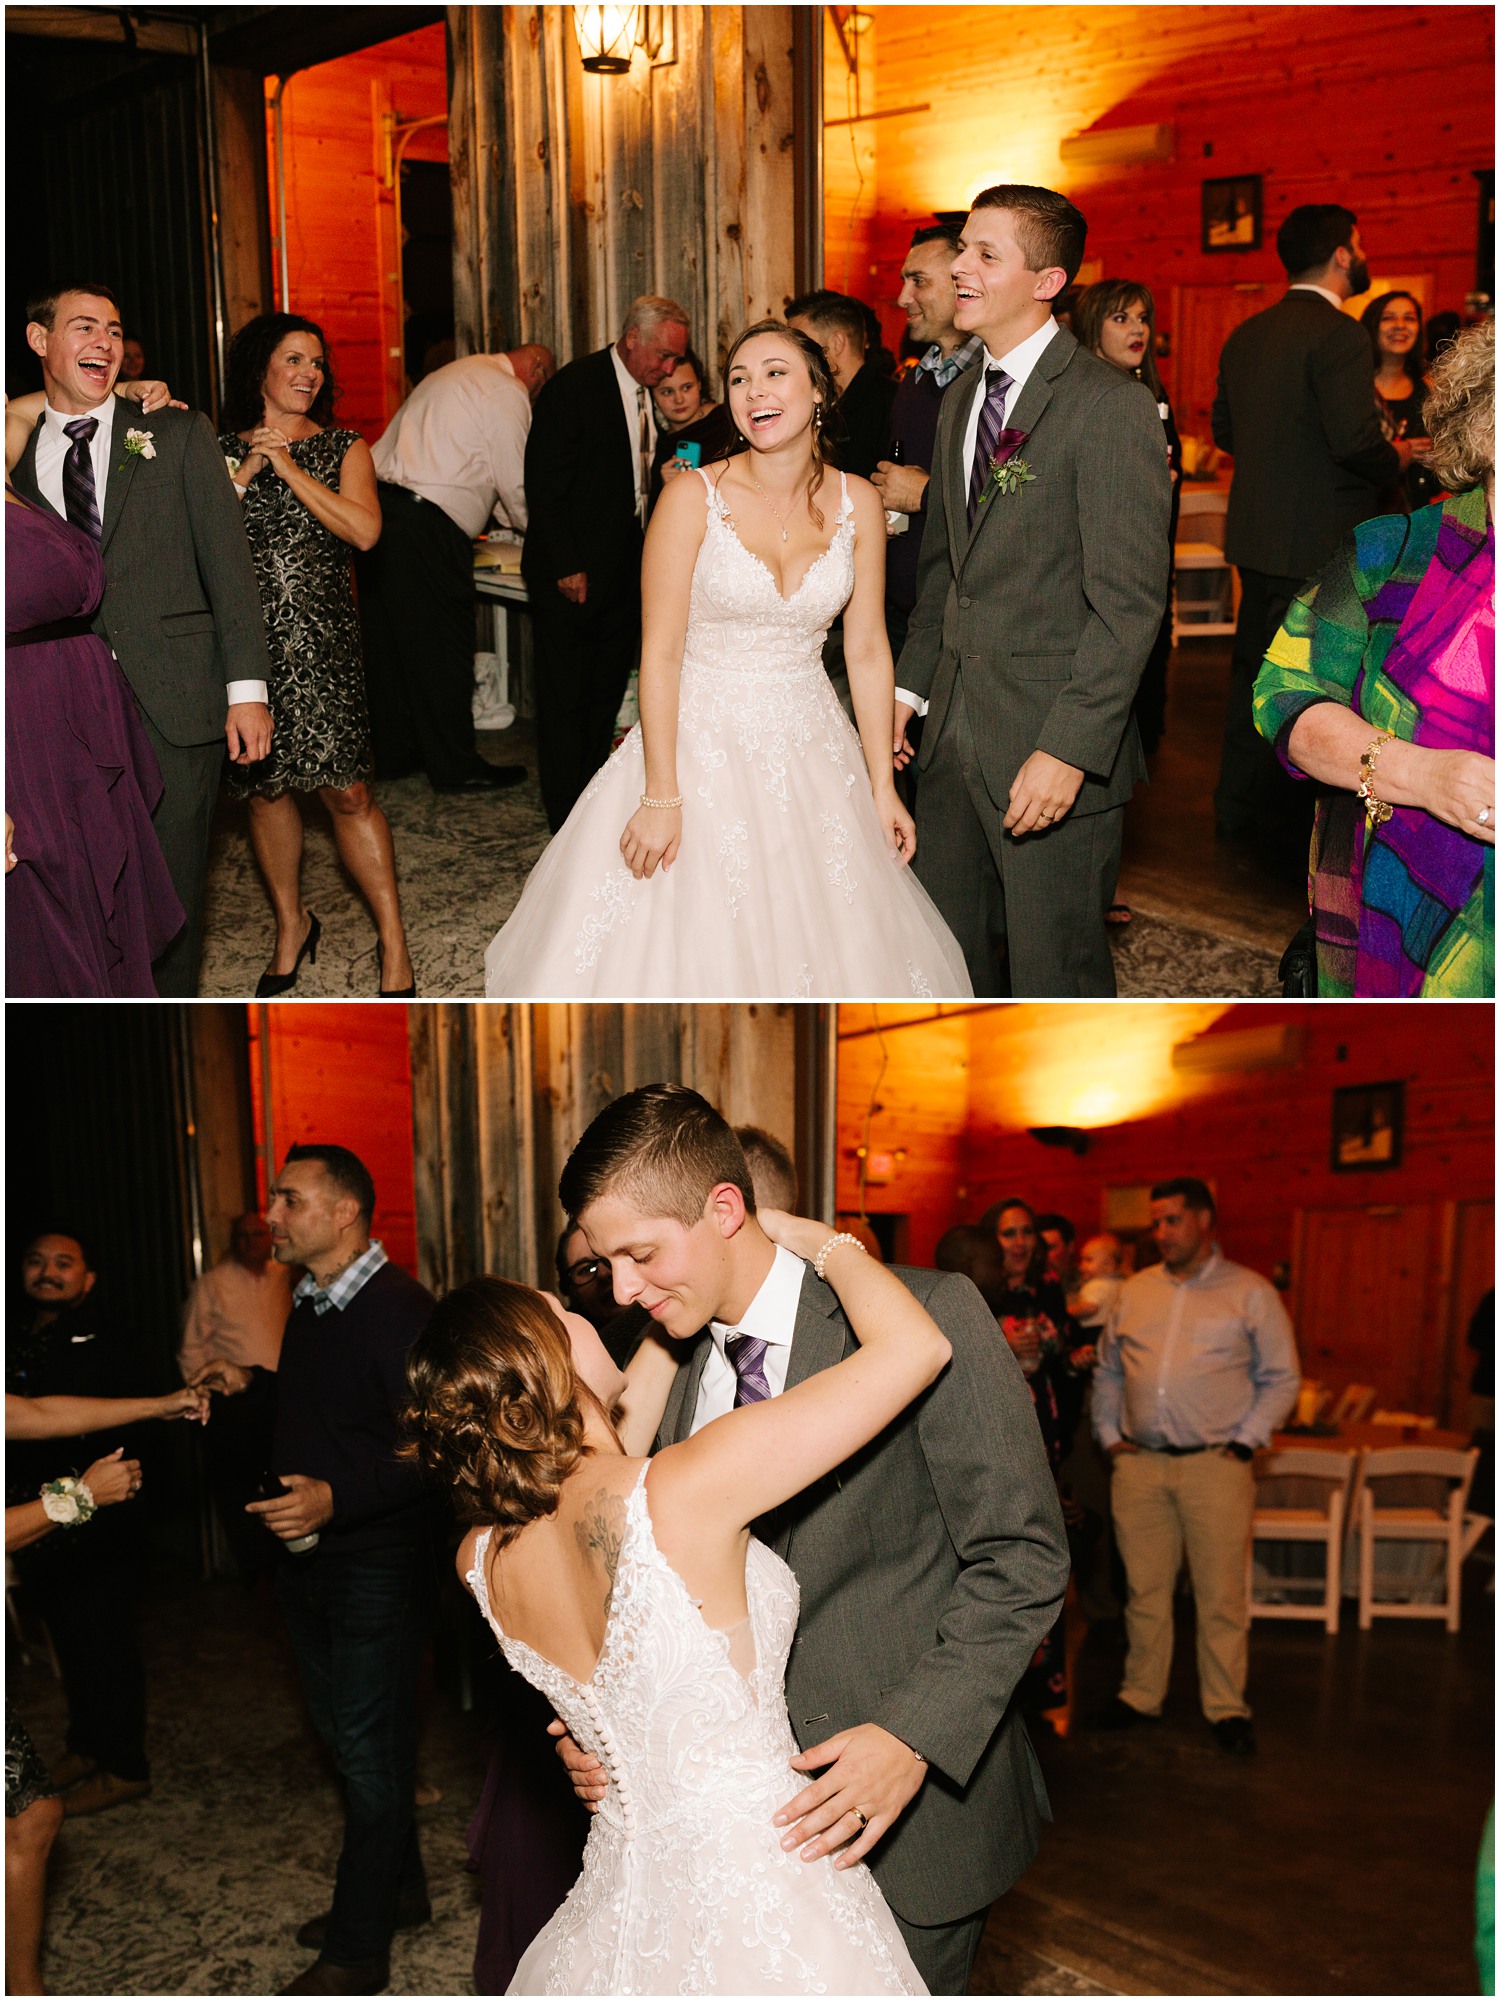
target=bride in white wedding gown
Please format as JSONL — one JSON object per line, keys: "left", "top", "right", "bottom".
{"left": 483, "top": 322, "right": 970, "bottom": 999}
{"left": 403, "top": 1210, "right": 945, "bottom": 1995}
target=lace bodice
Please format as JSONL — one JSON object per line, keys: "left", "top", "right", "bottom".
{"left": 466, "top": 1468, "right": 800, "bottom": 1846}
{"left": 683, "top": 466, "right": 855, "bottom": 674}
{"left": 467, "top": 1468, "right": 924, "bottom": 1994}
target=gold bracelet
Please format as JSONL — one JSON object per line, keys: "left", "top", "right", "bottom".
{"left": 1357, "top": 732, "right": 1394, "bottom": 830}
{"left": 813, "top": 1231, "right": 866, "bottom": 1283}
{"left": 639, "top": 793, "right": 683, "bottom": 810}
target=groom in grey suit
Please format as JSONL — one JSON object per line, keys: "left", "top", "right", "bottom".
{"left": 560, "top": 1085, "right": 1070, "bottom": 1995}
{"left": 895, "top": 186, "right": 1171, "bottom": 997}
{"left": 13, "top": 282, "right": 273, "bottom": 995}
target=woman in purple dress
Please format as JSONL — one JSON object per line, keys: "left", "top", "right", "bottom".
{"left": 5, "top": 492, "right": 183, "bottom": 994}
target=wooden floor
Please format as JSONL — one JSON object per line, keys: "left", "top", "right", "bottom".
{"left": 1118, "top": 639, "right": 1307, "bottom": 954}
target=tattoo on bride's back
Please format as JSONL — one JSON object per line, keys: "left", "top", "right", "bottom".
{"left": 574, "top": 1487, "right": 626, "bottom": 1614}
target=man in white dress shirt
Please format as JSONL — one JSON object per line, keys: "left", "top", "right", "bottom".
{"left": 357, "top": 343, "right": 554, "bottom": 793}
{"left": 180, "top": 1210, "right": 294, "bottom": 1578}
{"left": 894, "top": 187, "right": 1171, "bottom": 997}
{"left": 12, "top": 281, "right": 274, "bottom": 995}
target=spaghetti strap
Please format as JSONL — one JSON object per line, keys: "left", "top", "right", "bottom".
{"left": 696, "top": 464, "right": 729, "bottom": 516}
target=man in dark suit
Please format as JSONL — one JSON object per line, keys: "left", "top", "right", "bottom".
{"left": 1211, "top": 204, "right": 1405, "bottom": 874}
{"left": 522, "top": 298, "right": 690, "bottom": 831}
{"left": 558, "top": 1085, "right": 1070, "bottom": 1997}
{"left": 786, "top": 288, "right": 898, "bottom": 480}
{"left": 895, "top": 186, "right": 1171, "bottom": 998}
{"left": 13, "top": 282, "right": 273, "bottom": 996}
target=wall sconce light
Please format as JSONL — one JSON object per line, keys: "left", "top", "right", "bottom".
{"left": 1028, "top": 1125, "right": 1090, "bottom": 1157}
{"left": 574, "top": 5, "right": 640, "bottom": 73}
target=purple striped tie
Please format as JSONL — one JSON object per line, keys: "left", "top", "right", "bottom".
{"left": 62, "top": 417, "right": 102, "bottom": 542}
{"left": 966, "top": 366, "right": 1014, "bottom": 525}
{"left": 724, "top": 1333, "right": 771, "bottom": 1406}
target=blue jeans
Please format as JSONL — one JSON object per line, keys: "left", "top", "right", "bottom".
{"left": 276, "top": 1538, "right": 433, "bottom": 1964}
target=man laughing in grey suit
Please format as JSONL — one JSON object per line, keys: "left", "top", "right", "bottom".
{"left": 894, "top": 186, "right": 1171, "bottom": 998}
{"left": 555, "top": 1084, "right": 1069, "bottom": 1995}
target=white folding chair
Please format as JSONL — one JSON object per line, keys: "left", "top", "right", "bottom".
{"left": 1173, "top": 488, "right": 1238, "bottom": 640}
{"left": 1248, "top": 1448, "right": 1356, "bottom": 1633}
{"left": 1356, "top": 1447, "right": 1485, "bottom": 1632}
{"left": 1331, "top": 1383, "right": 1376, "bottom": 1425}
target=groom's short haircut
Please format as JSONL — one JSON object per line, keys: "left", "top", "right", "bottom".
{"left": 560, "top": 1084, "right": 756, "bottom": 1229}
{"left": 968, "top": 185, "right": 1088, "bottom": 288}
{"left": 27, "top": 281, "right": 122, "bottom": 330}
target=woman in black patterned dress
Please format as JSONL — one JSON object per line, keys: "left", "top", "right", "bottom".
{"left": 219, "top": 314, "right": 415, "bottom": 995}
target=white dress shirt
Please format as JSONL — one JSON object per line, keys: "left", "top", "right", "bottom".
{"left": 1287, "top": 282, "right": 1345, "bottom": 311}
{"left": 35, "top": 395, "right": 117, "bottom": 520}
{"left": 178, "top": 1256, "right": 294, "bottom": 1378}
{"left": 896, "top": 314, "right": 1060, "bottom": 716}
{"left": 691, "top": 1244, "right": 807, "bottom": 1431}
{"left": 609, "top": 342, "right": 656, "bottom": 522}
{"left": 372, "top": 354, "right": 533, "bottom": 537}
{"left": 36, "top": 396, "right": 268, "bottom": 708}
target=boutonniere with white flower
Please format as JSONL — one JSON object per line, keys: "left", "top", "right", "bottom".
{"left": 224, "top": 454, "right": 243, "bottom": 480}
{"left": 120, "top": 427, "right": 156, "bottom": 467}
{"left": 979, "top": 427, "right": 1035, "bottom": 503}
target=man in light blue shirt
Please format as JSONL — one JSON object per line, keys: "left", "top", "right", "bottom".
{"left": 1090, "top": 1178, "right": 1299, "bottom": 1753}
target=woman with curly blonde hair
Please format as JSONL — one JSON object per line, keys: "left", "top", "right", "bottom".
{"left": 1253, "top": 315, "right": 1494, "bottom": 995}
{"left": 403, "top": 1198, "right": 953, "bottom": 1994}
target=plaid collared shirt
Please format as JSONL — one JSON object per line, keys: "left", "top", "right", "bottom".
{"left": 293, "top": 1240, "right": 389, "bottom": 1317}
{"left": 916, "top": 335, "right": 984, "bottom": 391}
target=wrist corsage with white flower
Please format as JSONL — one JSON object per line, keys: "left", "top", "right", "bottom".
{"left": 40, "top": 1475, "right": 97, "bottom": 1527}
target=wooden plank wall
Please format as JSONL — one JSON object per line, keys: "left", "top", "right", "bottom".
{"left": 247, "top": 1003, "right": 419, "bottom": 1277}
{"left": 268, "top": 23, "right": 448, "bottom": 442}
{"left": 835, "top": 997, "right": 1491, "bottom": 1304}
{"left": 450, "top": 8, "right": 797, "bottom": 383}
{"left": 839, "top": 5, "right": 1493, "bottom": 367}
{"left": 409, "top": 1003, "right": 800, "bottom": 1298}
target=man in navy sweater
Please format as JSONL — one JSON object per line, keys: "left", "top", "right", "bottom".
{"left": 251, "top": 1144, "right": 436, "bottom": 1997}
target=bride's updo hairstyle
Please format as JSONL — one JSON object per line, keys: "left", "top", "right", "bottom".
{"left": 722, "top": 319, "right": 844, "bottom": 531}
{"left": 403, "top": 1276, "right": 589, "bottom": 1545}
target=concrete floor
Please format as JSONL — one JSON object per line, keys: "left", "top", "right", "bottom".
{"left": 13, "top": 1559, "right": 1490, "bottom": 1996}
{"left": 197, "top": 641, "right": 1291, "bottom": 1002}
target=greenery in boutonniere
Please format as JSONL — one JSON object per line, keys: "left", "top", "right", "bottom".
{"left": 979, "top": 427, "right": 1035, "bottom": 503}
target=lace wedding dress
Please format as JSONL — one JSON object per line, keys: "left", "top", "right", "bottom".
{"left": 483, "top": 470, "right": 970, "bottom": 998}
{"left": 466, "top": 1466, "right": 925, "bottom": 1996}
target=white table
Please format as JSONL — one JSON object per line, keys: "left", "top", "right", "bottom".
{"left": 473, "top": 563, "right": 529, "bottom": 729}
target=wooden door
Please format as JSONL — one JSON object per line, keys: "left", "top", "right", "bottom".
{"left": 1292, "top": 1203, "right": 1435, "bottom": 1410}
{"left": 1171, "top": 281, "right": 1274, "bottom": 447}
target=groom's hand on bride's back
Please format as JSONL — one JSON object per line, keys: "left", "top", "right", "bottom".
{"left": 548, "top": 1718, "right": 608, "bottom": 1809}
{"left": 773, "top": 1722, "right": 927, "bottom": 1869}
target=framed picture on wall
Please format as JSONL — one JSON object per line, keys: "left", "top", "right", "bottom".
{"left": 1331, "top": 1081, "right": 1405, "bottom": 1172}
{"left": 1202, "top": 174, "right": 1262, "bottom": 254}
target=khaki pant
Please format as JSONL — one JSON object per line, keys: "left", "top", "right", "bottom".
{"left": 1109, "top": 1447, "right": 1255, "bottom": 1722}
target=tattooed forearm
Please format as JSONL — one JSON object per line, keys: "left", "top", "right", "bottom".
{"left": 574, "top": 1487, "right": 626, "bottom": 1614}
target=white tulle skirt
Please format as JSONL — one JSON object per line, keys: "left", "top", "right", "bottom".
{"left": 483, "top": 695, "right": 972, "bottom": 999}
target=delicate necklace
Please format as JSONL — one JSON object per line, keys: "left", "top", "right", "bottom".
{"left": 747, "top": 471, "right": 795, "bottom": 543}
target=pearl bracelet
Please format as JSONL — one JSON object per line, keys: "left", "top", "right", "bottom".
{"left": 639, "top": 793, "right": 683, "bottom": 810}
{"left": 813, "top": 1231, "right": 867, "bottom": 1282}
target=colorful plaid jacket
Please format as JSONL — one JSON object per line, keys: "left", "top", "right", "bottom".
{"left": 1253, "top": 486, "right": 1494, "bottom": 997}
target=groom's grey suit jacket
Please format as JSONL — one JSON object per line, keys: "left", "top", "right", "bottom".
{"left": 898, "top": 322, "right": 1170, "bottom": 814}
{"left": 655, "top": 1261, "right": 1069, "bottom": 1929}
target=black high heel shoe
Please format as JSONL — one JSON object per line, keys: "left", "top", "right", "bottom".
{"left": 376, "top": 941, "right": 416, "bottom": 999}
{"left": 254, "top": 911, "right": 320, "bottom": 998}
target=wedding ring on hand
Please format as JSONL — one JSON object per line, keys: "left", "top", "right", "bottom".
{"left": 849, "top": 1807, "right": 869, "bottom": 1830}
{"left": 1479, "top": 806, "right": 1492, "bottom": 826}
